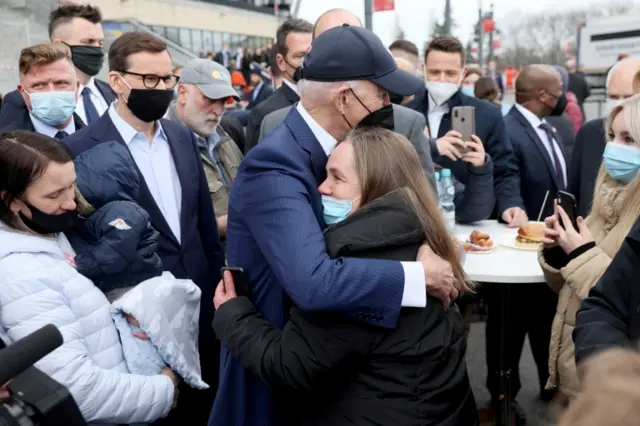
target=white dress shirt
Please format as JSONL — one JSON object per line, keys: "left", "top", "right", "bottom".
{"left": 296, "top": 102, "right": 427, "bottom": 308}
{"left": 29, "top": 113, "right": 76, "bottom": 138}
{"left": 514, "top": 104, "right": 567, "bottom": 182}
{"left": 76, "top": 78, "right": 110, "bottom": 125}
{"left": 283, "top": 79, "right": 299, "bottom": 96}
{"left": 108, "top": 104, "right": 183, "bottom": 242}
{"left": 427, "top": 94, "right": 450, "bottom": 138}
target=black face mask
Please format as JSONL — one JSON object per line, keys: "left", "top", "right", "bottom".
{"left": 356, "top": 104, "right": 395, "bottom": 131}
{"left": 67, "top": 44, "right": 105, "bottom": 77}
{"left": 19, "top": 202, "right": 78, "bottom": 235}
{"left": 126, "top": 88, "right": 174, "bottom": 123}
{"left": 549, "top": 93, "right": 568, "bottom": 117}
{"left": 388, "top": 92, "right": 405, "bottom": 105}
{"left": 343, "top": 89, "right": 395, "bottom": 131}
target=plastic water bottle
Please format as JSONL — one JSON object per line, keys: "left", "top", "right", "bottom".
{"left": 439, "top": 169, "right": 456, "bottom": 232}
{"left": 434, "top": 171, "right": 441, "bottom": 200}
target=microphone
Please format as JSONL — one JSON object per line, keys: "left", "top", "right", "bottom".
{"left": 0, "top": 324, "right": 63, "bottom": 384}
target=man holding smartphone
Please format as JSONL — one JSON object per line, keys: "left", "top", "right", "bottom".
{"left": 406, "top": 36, "right": 527, "bottom": 227}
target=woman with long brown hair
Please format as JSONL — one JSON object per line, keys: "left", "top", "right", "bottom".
{"left": 212, "top": 127, "right": 477, "bottom": 426}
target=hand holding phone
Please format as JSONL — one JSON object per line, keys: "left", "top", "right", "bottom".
{"left": 556, "top": 191, "right": 578, "bottom": 230}
{"left": 460, "top": 135, "right": 486, "bottom": 167}
{"left": 220, "top": 267, "right": 252, "bottom": 300}
{"left": 553, "top": 191, "right": 595, "bottom": 255}
{"left": 451, "top": 106, "right": 476, "bottom": 154}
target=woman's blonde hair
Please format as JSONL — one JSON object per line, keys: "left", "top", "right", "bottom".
{"left": 557, "top": 348, "right": 640, "bottom": 426}
{"left": 590, "top": 94, "right": 640, "bottom": 249}
{"left": 341, "top": 127, "right": 473, "bottom": 294}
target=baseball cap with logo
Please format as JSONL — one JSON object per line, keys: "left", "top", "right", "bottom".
{"left": 299, "top": 24, "right": 423, "bottom": 96}
{"left": 180, "top": 58, "right": 240, "bottom": 101}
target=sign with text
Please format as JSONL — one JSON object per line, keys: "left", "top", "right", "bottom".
{"left": 579, "top": 15, "right": 640, "bottom": 72}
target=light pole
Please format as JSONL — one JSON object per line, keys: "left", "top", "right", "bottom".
{"left": 487, "top": 3, "right": 495, "bottom": 62}
{"left": 443, "top": 0, "right": 452, "bottom": 35}
{"left": 477, "top": 0, "right": 484, "bottom": 67}
{"left": 364, "top": 0, "right": 373, "bottom": 31}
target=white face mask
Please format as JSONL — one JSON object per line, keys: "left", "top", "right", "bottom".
{"left": 604, "top": 98, "right": 621, "bottom": 117}
{"left": 425, "top": 81, "right": 459, "bottom": 106}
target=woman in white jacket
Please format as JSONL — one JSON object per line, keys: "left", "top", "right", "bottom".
{"left": 0, "top": 131, "right": 177, "bottom": 424}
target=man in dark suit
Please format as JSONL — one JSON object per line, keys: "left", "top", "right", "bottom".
{"left": 256, "top": 9, "right": 437, "bottom": 191}
{"left": 0, "top": 43, "right": 84, "bottom": 138}
{"left": 569, "top": 56, "right": 640, "bottom": 217}
{"left": 565, "top": 56, "right": 591, "bottom": 115}
{"left": 497, "top": 65, "right": 568, "bottom": 409}
{"left": 247, "top": 67, "right": 274, "bottom": 109}
{"left": 211, "top": 25, "right": 459, "bottom": 426}
{"left": 0, "top": 4, "right": 115, "bottom": 129}
{"left": 244, "top": 18, "right": 313, "bottom": 153}
{"left": 64, "top": 32, "right": 225, "bottom": 426}
{"left": 405, "top": 36, "right": 527, "bottom": 227}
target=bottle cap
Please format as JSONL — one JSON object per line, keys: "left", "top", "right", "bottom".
{"left": 441, "top": 169, "right": 451, "bottom": 177}
{"left": 435, "top": 171, "right": 440, "bottom": 181}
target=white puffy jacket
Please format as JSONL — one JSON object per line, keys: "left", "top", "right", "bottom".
{"left": 0, "top": 225, "right": 174, "bottom": 424}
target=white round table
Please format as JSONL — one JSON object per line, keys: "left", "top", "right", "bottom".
{"left": 454, "top": 220, "right": 545, "bottom": 284}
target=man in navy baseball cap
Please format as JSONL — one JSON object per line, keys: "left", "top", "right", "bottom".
{"left": 299, "top": 23, "right": 424, "bottom": 97}
{"left": 256, "top": 14, "right": 435, "bottom": 185}
{"left": 213, "top": 20, "right": 447, "bottom": 426}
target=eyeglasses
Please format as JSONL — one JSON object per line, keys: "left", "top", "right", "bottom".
{"left": 120, "top": 70, "right": 180, "bottom": 89}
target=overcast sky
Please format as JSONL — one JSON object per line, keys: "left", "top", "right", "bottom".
{"left": 296, "top": 0, "right": 638, "bottom": 51}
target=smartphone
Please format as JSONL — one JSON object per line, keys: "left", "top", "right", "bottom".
{"left": 220, "top": 267, "right": 252, "bottom": 301}
{"left": 451, "top": 106, "right": 476, "bottom": 154}
{"left": 556, "top": 191, "right": 579, "bottom": 230}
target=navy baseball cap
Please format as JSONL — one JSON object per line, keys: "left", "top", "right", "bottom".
{"left": 299, "top": 24, "right": 423, "bottom": 96}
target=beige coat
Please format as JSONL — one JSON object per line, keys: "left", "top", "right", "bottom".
{"left": 538, "top": 180, "right": 632, "bottom": 397}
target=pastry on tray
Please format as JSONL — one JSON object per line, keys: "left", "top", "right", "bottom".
{"left": 460, "top": 231, "right": 494, "bottom": 252}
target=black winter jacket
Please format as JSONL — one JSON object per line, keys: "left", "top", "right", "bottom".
{"left": 214, "top": 190, "right": 478, "bottom": 426}
{"left": 574, "top": 216, "right": 640, "bottom": 363}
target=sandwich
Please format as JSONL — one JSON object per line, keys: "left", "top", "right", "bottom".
{"left": 515, "top": 223, "right": 545, "bottom": 249}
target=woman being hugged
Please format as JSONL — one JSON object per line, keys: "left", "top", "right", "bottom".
{"left": 0, "top": 131, "right": 177, "bottom": 424}
{"left": 214, "top": 127, "right": 477, "bottom": 426}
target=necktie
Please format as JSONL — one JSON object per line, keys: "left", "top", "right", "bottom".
{"left": 54, "top": 130, "right": 68, "bottom": 141}
{"left": 538, "top": 122, "right": 566, "bottom": 189}
{"left": 82, "top": 87, "right": 100, "bottom": 125}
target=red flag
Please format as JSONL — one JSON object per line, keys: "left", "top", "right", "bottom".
{"left": 482, "top": 18, "right": 495, "bottom": 33}
{"left": 374, "top": 0, "right": 395, "bottom": 12}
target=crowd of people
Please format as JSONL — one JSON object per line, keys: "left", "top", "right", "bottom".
{"left": 1, "top": 3, "right": 640, "bottom": 426}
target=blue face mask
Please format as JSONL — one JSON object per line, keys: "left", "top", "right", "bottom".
{"left": 460, "top": 86, "right": 475, "bottom": 97}
{"left": 27, "top": 90, "right": 77, "bottom": 126}
{"left": 603, "top": 142, "right": 640, "bottom": 183}
{"left": 322, "top": 195, "right": 359, "bottom": 225}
